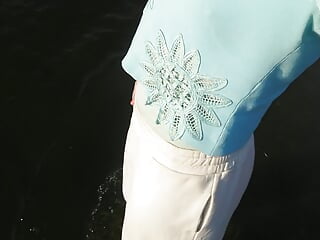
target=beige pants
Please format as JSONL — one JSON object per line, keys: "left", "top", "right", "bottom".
{"left": 121, "top": 104, "right": 255, "bottom": 240}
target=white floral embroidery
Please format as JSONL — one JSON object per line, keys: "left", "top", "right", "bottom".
{"left": 140, "top": 30, "right": 233, "bottom": 141}
{"left": 147, "top": 0, "right": 154, "bottom": 9}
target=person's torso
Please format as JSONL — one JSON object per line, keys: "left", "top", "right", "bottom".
{"left": 122, "top": 0, "right": 320, "bottom": 156}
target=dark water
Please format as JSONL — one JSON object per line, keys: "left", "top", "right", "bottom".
{"left": 2, "top": 1, "right": 320, "bottom": 239}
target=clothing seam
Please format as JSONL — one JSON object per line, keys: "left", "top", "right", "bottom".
{"left": 192, "top": 173, "right": 218, "bottom": 240}
{"left": 150, "top": 156, "right": 234, "bottom": 176}
{"left": 210, "top": 41, "right": 304, "bottom": 155}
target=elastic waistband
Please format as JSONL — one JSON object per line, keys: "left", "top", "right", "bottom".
{"left": 130, "top": 103, "right": 254, "bottom": 175}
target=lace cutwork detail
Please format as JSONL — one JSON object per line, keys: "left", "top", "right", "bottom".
{"left": 147, "top": 0, "right": 154, "bottom": 9}
{"left": 140, "top": 30, "right": 233, "bottom": 141}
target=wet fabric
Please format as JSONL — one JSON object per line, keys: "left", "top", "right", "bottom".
{"left": 121, "top": 104, "right": 255, "bottom": 240}
{"left": 121, "top": 0, "right": 320, "bottom": 155}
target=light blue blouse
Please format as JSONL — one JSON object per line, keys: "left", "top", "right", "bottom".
{"left": 121, "top": 0, "right": 320, "bottom": 156}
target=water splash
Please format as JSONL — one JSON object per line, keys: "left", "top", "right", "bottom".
{"left": 86, "top": 168, "right": 125, "bottom": 240}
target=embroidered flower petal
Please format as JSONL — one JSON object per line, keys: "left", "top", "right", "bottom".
{"left": 145, "top": 91, "right": 162, "bottom": 105}
{"left": 157, "top": 30, "right": 170, "bottom": 61}
{"left": 200, "top": 94, "right": 233, "bottom": 108}
{"left": 170, "top": 34, "right": 185, "bottom": 65}
{"left": 156, "top": 103, "right": 171, "bottom": 124}
{"left": 140, "top": 61, "right": 156, "bottom": 76}
{"left": 169, "top": 113, "right": 186, "bottom": 141}
{"left": 196, "top": 104, "right": 221, "bottom": 127}
{"left": 142, "top": 77, "right": 158, "bottom": 91}
{"left": 145, "top": 41, "right": 162, "bottom": 66}
{"left": 148, "top": 0, "right": 154, "bottom": 9}
{"left": 194, "top": 76, "right": 228, "bottom": 91}
{"left": 140, "top": 30, "right": 233, "bottom": 142}
{"left": 183, "top": 50, "right": 201, "bottom": 78}
{"left": 185, "top": 111, "right": 203, "bottom": 140}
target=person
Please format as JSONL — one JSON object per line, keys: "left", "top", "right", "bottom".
{"left": 120, "top": 0, "right": 320, "bottom": 239}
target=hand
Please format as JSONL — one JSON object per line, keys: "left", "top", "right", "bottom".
{"left": 130, "top": 81, "right": 137, "bottom": 106}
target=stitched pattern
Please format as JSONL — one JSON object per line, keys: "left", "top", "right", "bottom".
{"left": 140, "top": 30, "right": 233, "bottom": 141}
{"left": 147, "top": 0, "right": 154, "bottom": 9}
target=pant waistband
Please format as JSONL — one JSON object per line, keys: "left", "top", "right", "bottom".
{"left": 130, "top": 103, "right": 255, "bottom": 175}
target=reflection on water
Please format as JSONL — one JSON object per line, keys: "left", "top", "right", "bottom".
{"left": 2, "top": 0, "right": 142, "bottom": 239}
{"left": 86, "top": 168, "right": 125, "bottom": 240}
{"left": 15, "top": 168, "right": 126, "bottom": 240}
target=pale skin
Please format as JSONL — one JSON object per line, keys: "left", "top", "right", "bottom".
{"left": 130, "top": 81, "right": 137, "bottom": 106}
